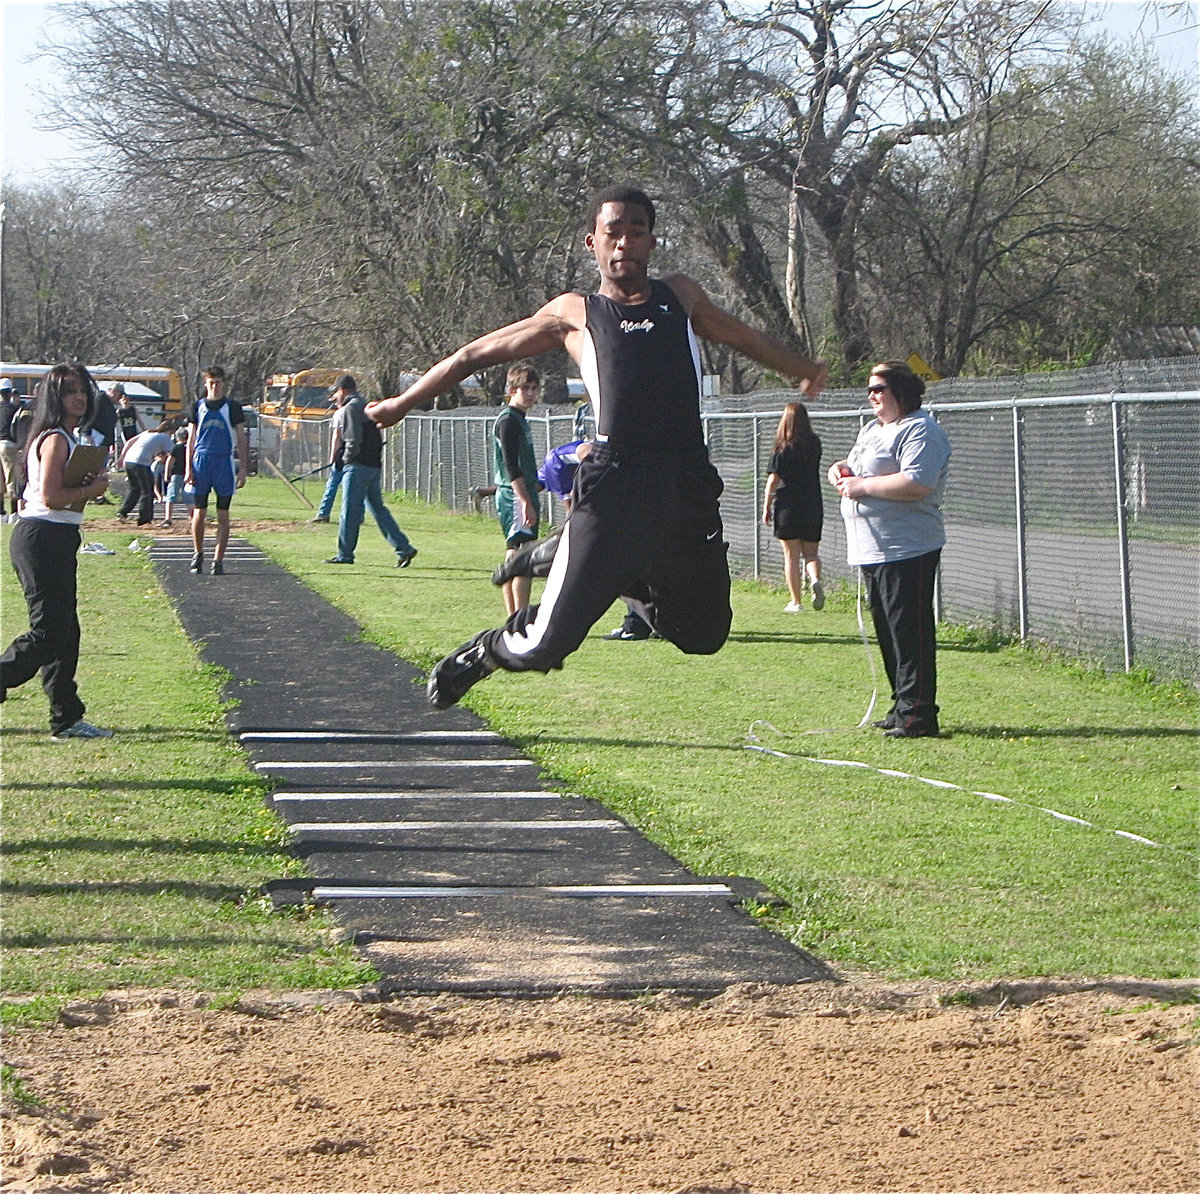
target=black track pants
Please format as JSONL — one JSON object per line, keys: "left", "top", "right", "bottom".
{"left": 862, "top": 549, "right": 941, "bottom": 732}
{"left": 484, "top": 446, "right": 732, "bottom": 673}
{"left": 1, "top": 518, "right": 85, "bottom": 733}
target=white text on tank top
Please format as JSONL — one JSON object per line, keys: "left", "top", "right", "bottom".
{"left": 579, "top": 280, "right": 705, "bottom": 455}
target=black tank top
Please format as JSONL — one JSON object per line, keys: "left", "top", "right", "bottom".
{"left": 581, "top": 279, "right": 704, "bottom": 456}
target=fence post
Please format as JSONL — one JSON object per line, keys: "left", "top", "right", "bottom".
{"left": 1012, "top": 404, "right": 1029, "bottom": 642}
{"left": 1111, "top": 399, "right": 1136, "bottom": 672}
{"left": 752, "top": 415, "right": 761, "bottom": 579}
{"left": 437, "top": 419, "right": 446, "bottom": 505}
{"left": 420, "top": 417, "right": 429, "bottom": 501}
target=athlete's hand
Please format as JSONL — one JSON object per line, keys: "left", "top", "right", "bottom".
{"left": 366, "top": 398, "right": 402, "bottom": 428}
{"left": 799, "top": 361, "right": 829, "bottom": 398}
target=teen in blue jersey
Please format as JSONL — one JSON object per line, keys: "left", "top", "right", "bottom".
{"left": 185, "top": 365, "right": 247, "bottom": 576}
{"left": 369, "top": 184, "right": 827, "bottom": 708}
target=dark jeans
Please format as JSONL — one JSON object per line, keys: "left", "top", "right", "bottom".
{"left": 119, "top": 463, "right": 156, "bottom": 524}
{"left": 862, "top": 549, "right": 941, "bottom": 733}
{"left": 317, "top": 463, "right": 344, "bottom": 519}
{"left": 1, "top": 518, "right": 85, "bottom": 733}
{"left": 336, "top": 464, "right": 414, "bottom": 562}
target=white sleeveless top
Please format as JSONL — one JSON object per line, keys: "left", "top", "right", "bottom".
{"left": 21, "top": 428, "right": 85, "bottom": 525}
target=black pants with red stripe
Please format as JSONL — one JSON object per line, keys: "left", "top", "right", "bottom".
{"left": 483, "top": 445, "right": 731, "bottom": 673}
{"left": 862, "top": 549, "right": 941, "bottom": 733}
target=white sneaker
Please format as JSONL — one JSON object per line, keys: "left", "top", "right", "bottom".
{"left": 80, "top": 542, "right": 116, "bottom": 555}
{"left": 51, "top": 719, "right": 114, "bottom": 741}
{"left": 783, "top": 601, "right": 802, "bottom": 613}
{"left": 811, "top": 581, "right": 825, "bottom": 611}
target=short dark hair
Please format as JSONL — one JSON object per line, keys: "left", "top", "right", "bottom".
{"left": 586, "top": 184, "right": 656, "bottom": 233}
{"left": 203, "top": 365, "right": 226, "bottom": 381}
{"left": 336, "top": 374, "right": 357, "bottom": 392}
{"left": 871, "top": 360, "right": 926, "bottom": 414}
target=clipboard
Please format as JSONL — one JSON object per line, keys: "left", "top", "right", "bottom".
{"left": 62, "top": 444, "right": 109, "bottom": 512}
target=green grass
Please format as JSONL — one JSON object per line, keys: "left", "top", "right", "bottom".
{"left": 2, "top": 476, "right": 1196, "bottom": 1016}
{"left": 2, "top": 1062, "right": 44, "bottom": 1110}
{"left": 0, "top": 518, "right": 376, "bottom": 1023}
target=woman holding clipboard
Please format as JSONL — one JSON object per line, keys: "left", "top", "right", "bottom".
{"left": 0, "top": 364, "right": 113, "bottom": 740}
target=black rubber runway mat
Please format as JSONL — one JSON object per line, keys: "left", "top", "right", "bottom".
{"left": 151, "top": 537, "right": 835, "bottom": 995}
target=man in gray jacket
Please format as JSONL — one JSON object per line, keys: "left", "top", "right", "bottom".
{"left": 324, "top": 375, "right": 417, "bottom": 567}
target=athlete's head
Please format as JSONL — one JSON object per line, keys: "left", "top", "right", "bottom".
{"left": 586, "top": 185, "right": 655, "bottom": 233}
{"left": 202, "top": 365, "right": 226, "bottom": 404}
{"left": 585, "top": 186, "right": 658, "bottom": 288}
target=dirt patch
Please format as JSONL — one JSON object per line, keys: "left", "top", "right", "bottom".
{"left": 93, "top": 518, "right": 303, "bottom": 537}
{"left": 3, "top": 978, "right": 1196, "bottom": 1193}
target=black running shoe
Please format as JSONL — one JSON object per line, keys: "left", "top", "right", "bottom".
{"left": 396, "top": 547, "right": 418, "bottom": 568}
{"left": 883, "top": 724, "right": 941, "bottom": 739}
{"left": 427, "top": 633, "right": 495, "bottom": 709}
{"left": 492, "top": 532, "right": 561, "bottom": 585}
{"left": 189, "top": 552, "right": 203, "bottom": 574}
{"left": 211, "top": 559, "right": 225, "bottom": 576}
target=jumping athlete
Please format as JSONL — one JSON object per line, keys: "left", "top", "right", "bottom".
{"left": 185, "top": 365, "right": 248, "bottom": 575}
{"left": 368, "top": 184, "right": 827, "bottom": 708}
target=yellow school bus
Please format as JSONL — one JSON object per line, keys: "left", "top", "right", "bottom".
{"left": 261, "top": 368, "right": 370, "bottom": 418}
{"left": 0, "top": 362, "right": 186, "bottom": 417}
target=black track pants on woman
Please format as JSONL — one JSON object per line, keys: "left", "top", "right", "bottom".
{"left": 1, "top": 519, "right": 86, "bottom": 733}
{"left": 482, "top": 444, "right": 732, "bottom": 672}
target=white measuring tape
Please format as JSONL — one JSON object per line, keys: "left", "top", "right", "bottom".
{"left": 739, "top": 724, "right": 1171, "bottom": 854}
{"left": 748, "top": 573, "right": 1177, "bottom": 852}
{"left": 740, "top": 720, "right": 1172, "bottom": 851}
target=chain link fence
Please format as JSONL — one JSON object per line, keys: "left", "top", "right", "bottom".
{"left": 261, "top": 361, "right": 1200, "bottom": 681}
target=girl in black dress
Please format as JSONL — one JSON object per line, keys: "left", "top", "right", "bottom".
{"left": 762, "top": 401, "right": 825, "bottom": 612}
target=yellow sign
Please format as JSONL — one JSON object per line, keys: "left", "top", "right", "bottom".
{"left": 906, "top": 352, "right": 942, "bottom": 382}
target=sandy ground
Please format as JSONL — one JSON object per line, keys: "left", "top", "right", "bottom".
{"left": 2, "top": 978, "right": 1196, "bottom": 1194}
{"left": 12, "top": 519, "right": 1191, "bottom": 1190}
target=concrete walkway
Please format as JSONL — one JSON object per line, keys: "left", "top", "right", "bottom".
{"left": 151, "top": 537, "right": 833, "bottom": 996}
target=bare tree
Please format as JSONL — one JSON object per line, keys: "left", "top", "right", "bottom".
{"left": 610, "top": 0, "right": 1070, "bottom": 377}
{"left": 45, "top": 0, "right": 671, "bottom": 401}
{"left": 859, "top": 38, "right": 1200, "bottom": 373}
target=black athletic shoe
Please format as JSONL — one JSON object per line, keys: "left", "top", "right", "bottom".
{"left": 396, "top": 548, "right": 418, "bottom": 568}
{"left": 427, "top": 633, "right": 495, "bottom": 709}
{"left": 871, "top": 716, "right": 897, "bottom": 729}
{"left": 883, "top": 724, "right": 941, "bottom": 739}
{"left": 211, "top": 559, "right": 225, "bottom": 576}
{"left": 602, "top": 626, "right": 650, "bottom": 641}
{"left": 492, "top": 533, "right": 561, "bottom": 585}
{"left": 189, "top": 553, "right": 203, "bottom": 574}
{"left": 324, "top": 556, "right": 353, "bottom": 564}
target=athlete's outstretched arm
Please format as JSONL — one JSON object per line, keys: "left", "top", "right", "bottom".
{"left": 666, "top": 274, "right": 828, "bottom": 397}
{"left": 368, "top": 297, "right": 583, "bottom": 427}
